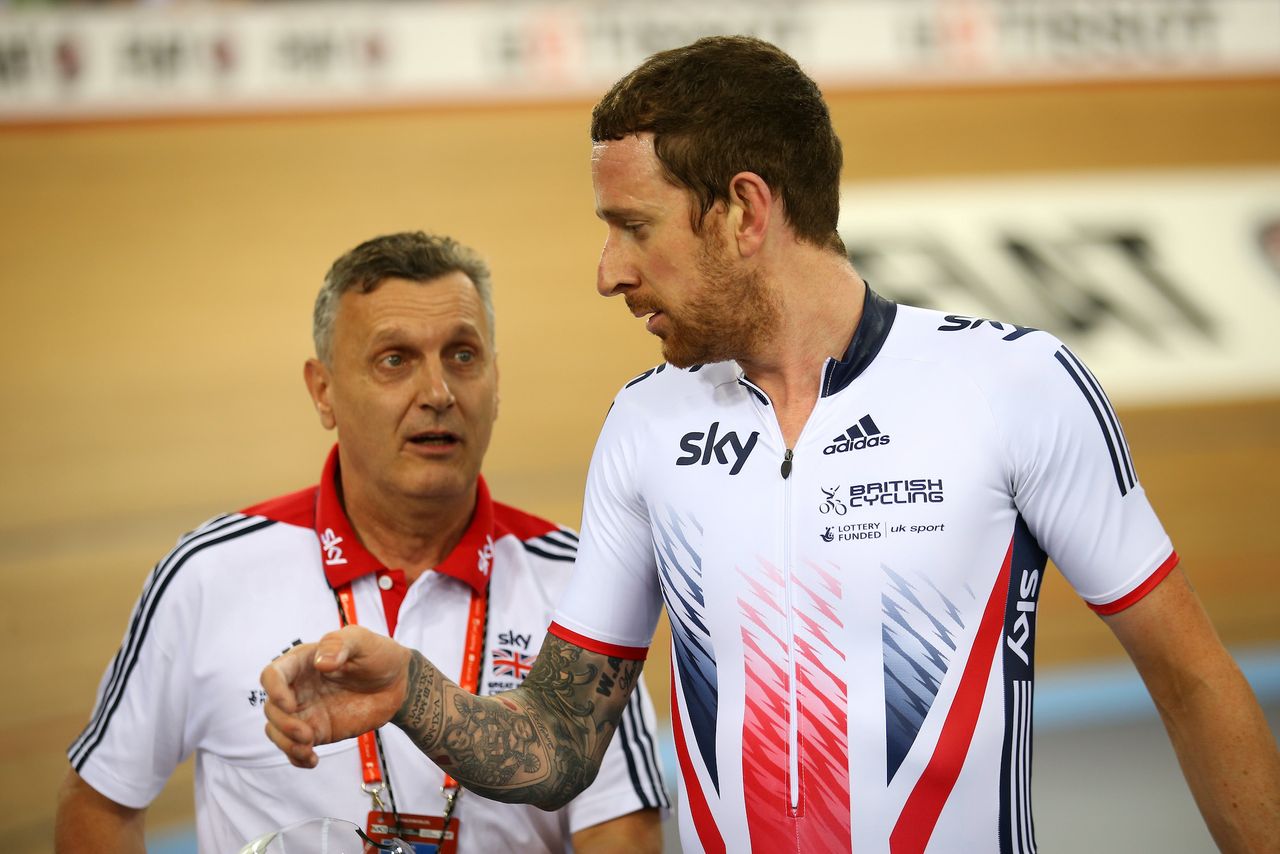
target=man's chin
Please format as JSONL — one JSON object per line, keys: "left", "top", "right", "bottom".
{"left": 661, "top": 337, "right": 729, "bottom": 369}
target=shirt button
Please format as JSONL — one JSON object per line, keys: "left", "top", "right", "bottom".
{"left": 378, "top": 574, "right": 393, "bottom": 591}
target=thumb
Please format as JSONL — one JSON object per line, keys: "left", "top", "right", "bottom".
{"left": 313, "top": 632, "right": 351, "bottom": 672}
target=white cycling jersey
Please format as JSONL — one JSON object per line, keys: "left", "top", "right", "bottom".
{"left": 551, "top": 289, "right": 1176, "bottom": 854}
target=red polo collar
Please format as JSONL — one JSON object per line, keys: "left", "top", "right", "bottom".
{"left": 315, "top": 444, "right": 495, "bottom": 594}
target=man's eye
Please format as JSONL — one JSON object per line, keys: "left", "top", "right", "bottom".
{"left": 382, "top": 354, "right": 404, "bottom": 368}
{"left": 454, "top": 350, "right": 476, "bottom": 364}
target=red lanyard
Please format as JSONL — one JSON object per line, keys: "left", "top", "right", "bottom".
{"left": 336, "top": 579, "right": 488, "bottom": 791}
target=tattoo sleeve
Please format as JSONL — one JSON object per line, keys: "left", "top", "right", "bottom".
{"left": 391, "top": 635, "right": 644, "bottom": 809}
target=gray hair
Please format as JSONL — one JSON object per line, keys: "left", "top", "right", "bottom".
{"left": 313, "top": 231, "right": 496, "bottom": 364}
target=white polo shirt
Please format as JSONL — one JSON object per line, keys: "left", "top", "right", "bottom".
{"left": 70, "top": 446, "right": 668, "bottom": 853}
{"left": 551, "top": 289, "right": 1175, "bottom": 854}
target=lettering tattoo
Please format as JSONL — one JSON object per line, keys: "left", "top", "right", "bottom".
{"left": 390, "top": 637, "right": 644, "bottom": 809}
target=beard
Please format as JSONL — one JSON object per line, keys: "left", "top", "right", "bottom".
{"left": 656, "top": 234, "right": 780, "bottom": 369}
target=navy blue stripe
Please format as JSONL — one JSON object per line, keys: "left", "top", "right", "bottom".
{"left": 617, "top": 700, "right": 655, "bottom": 809}
{"left": 629, "top": 686, "right": 670, "bottom": 809}
{"left": 69, "top": 512, "right": 250, "bottom": 761}
{"left": 1062, "top": 348, "right": 1136, "bottom": 490}
{"left": 821, "top": 285, "right": 898, "bottom": 397}
{"left": 737, "top": 379, "right": 770, "bottom": 406}
{"left": 553, "top": 528, "right": 579, "bottom": 543}
{"left": 998, "top": 516, "right": 1046, "bottom": 854}
{"left": 1054, "top": 350, "right": 1128, "bottom": 496}
{"left": 536, "top": 531, "right": 579, "bottom": 553}
{"left": 520, "top": 542, "right": 575, "bottom": 563}
{"left": 70, "top": 517, "right": 276, "bottom": 769}
{"left": 625, "top": 683, "right": 670, "bottom": 808}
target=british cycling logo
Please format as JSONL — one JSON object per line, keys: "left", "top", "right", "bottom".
{"left": 676, "top": 421, "right": 760, "bottom": 475}
{"left": 824, "top": 414, "right": 889, "bottom": 455}
{"left": 818, "top": 480, "right": 946, "bottom": 541}
{"left": 821, "top": 479, "right": 945, "bottom": 510}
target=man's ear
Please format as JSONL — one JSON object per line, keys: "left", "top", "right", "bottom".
{"left": 727, "top": 171, "right": 774, "bottom": 258}
{"left": 303, "top": 358, "right": 337, "bottom": 431}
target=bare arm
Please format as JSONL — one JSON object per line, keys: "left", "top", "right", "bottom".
{"left": 54, "top": 769, "right": 146, "bottom": 854}
{"left": 1104, "top": 567, "right": 1280, "bottom": 852}
{"left": 262, "top": 625, "right": 644, "bottom": 810}
{"left": 571, "top": 808, "right": 663, "bottom": 853}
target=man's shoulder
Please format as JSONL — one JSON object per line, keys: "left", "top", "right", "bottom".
{"left": 886, "top": 303, "right": 1068, "bottom": 384}
{"left": 240, "top": 483, "right": 319, "bottom": 528}
{"left": 492, "top": 501, "right": 578, "bottom": 566}
{"left": 610, "top": 360, "right": 741, "bottom": 411}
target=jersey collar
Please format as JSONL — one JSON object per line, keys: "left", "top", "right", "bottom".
{"left": 820, "top": 284, "right": 897, "bottom": 398}
{"left": 316, "top": 444, "right": 494, "bottom": 593}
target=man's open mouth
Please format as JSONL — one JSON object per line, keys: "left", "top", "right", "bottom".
{"left": 408, "top": 431, "right": 459, "bottom": 446}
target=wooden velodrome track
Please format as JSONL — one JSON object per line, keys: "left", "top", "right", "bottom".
{"left": 2, "top": 77, "right": 1277, "bottom": 851}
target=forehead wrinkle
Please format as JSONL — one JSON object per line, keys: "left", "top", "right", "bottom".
{"left": 365, "top": 317, "right": 486, "bottom": 348}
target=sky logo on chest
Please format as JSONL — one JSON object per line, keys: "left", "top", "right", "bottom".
{"left": 676, "top": 420, "right": 759, "bottom": 475}
{"left": 824, "top": 414, "right": 889, "bottom": 455}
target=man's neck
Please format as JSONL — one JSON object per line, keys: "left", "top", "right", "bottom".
{"left": 339, "top": 479, "right": 477, "bottom": 585}
{"left": 738, "top": 253, "right": 866, "bottom": 448}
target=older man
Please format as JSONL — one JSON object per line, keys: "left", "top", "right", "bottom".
{"left": 57, "top": 231, "right": 666, "bottom": 853}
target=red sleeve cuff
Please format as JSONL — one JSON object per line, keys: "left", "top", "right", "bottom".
{"left": 548, "top": 622, "right": 649, "bottom": 660}
{"left": 1088, "top": 550, "right": 1180, "bottom": 616}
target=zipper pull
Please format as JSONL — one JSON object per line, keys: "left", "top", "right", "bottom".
{"left": 780, "top": 448, "right": 793, "bottom": 479}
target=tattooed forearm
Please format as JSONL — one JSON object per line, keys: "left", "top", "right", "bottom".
{"left": 388, "top": 637, "right": 644, "bottom": 810}
{"left": 394, "top": 651, "right": 446, "bottom": 741}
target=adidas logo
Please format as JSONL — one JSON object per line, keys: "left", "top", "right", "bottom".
{"left": 823, "top": 414, "right": 890, "bottom": 455}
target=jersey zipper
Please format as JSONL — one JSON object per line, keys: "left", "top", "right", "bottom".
{"left": 744, "top": 373, "right": 808, "bottom": 816}
{"left": 780, "top": 446, "right": 801, "bottom": 813}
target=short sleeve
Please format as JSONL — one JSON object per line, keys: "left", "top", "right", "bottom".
{"left": 67, "top": 540, "right": 198, "bottom": 807}
{"left": 998, "top": 341, "right": 1177, "bottom": 614}
{"left": 551, "top": 398, "right": 664, "bottom": 656}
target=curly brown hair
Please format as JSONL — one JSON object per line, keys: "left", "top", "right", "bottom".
{"left": 591, "top": 35, "right": 844, "bottom": 253}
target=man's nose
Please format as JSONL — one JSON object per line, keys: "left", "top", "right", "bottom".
{"left": 416, "top": 361, "right": 455, "bottom": 411}
{"left": 596, "top": 232, "right": 634, "bottom": 298}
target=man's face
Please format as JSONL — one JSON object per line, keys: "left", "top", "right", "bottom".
{"left": 592, "top": 133, "right": 776, "bottom": 367}
{"left": 305, "top": 274, "right": 498, "bottom": 506}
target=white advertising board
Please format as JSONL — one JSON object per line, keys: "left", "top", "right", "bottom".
{"left": 2, "top": 0, "right": 1278, "bottom": 122}
{"left": 838, "top": 168, "right": 1280, "bottom": 404}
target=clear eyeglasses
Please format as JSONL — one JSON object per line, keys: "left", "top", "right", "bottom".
{"left": 238, "top": 817, "right": 413, "bottom": 854}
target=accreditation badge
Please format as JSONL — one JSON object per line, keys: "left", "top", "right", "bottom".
{"left": 366, "top": 811, "right": 460, "bottom": 854}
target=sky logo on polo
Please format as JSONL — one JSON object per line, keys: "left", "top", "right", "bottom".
{"left": 824, "top": 414, "right": 890, "bottom": 455}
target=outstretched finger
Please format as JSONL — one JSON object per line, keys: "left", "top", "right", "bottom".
{"left": 260, "top": 642, "right": 315, "bottom": 713}
{"left": 263, "top": 698, "right": 319, "bottom": 768}
{"left": 264, "top": 719, "right": 318, "bottom": 769}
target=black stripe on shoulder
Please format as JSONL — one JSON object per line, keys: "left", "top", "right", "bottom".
{"left": 537, "top": 531, "right": 579, "bottom": 553}
{"left": 1062, "top": 347, "right": 1136, "bottom": 490}
{"left": 1054, "top": 347, "right": 1130, "bottom": 497}
{"left": 69, "top": 516, "right": 277, "bottom": 769}
{"left": 520, "top": 542, "right": 576, "bottom": 563}
{"left": 625, "top": 363, "right": 669, "bottom": 389}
